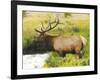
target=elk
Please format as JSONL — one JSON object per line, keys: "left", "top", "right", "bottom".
{"left": 34, "top": 16, "right": 87, "bottom": 58}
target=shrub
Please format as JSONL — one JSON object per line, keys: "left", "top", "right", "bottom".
{"left": 64, "top": 13, "right": 71, "bottom": 18}
{"left": 44, "top": 52, "right": 89, "bottom": 68}
{"left": 71, "top": 26, "right": 80, "bottom": 32}
{"left": 45, "top": 52, "right": 63, "bottom": 67}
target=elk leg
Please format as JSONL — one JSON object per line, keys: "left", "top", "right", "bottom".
{"left": 75, "top": 48, "right": 82, "bottom": 59}
{"left": 57, "top": 50, "right": 65, "bottom": 57}
{"left": 80, "top": 50, "right": 83, "bottom": 58}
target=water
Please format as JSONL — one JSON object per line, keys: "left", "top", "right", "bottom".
{"left": 23, "top": 53, "right": 49, "bottom": 69}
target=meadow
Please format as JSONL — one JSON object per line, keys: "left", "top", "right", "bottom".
{"left": 22, "top": 11, "right": 90, "bottom": 68}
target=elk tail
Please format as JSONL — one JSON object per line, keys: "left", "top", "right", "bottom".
{"left": 80, "top": 35, "right": 87, "bottom": 47}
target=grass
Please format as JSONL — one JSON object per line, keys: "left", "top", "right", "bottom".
{"left": 23, "top": 12, "right": 90, "bottom": 67}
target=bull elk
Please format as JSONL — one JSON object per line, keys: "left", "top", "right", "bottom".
{"left": 34, "top": 16, "right": 87, "bottom": 58}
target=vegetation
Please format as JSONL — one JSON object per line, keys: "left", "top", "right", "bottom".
{"left": 22, "top": 11, "right": 90, "bottom": 67}
{"left": 64, "top": 12, "right": 72, "bottom": 18}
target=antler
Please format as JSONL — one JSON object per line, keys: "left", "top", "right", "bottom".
{"left": 34, "top": 16, "right": 61, "bottom": 34}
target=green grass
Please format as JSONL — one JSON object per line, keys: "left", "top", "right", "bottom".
{"left": 23, "top": 12, "right": 90, "bottom": 67}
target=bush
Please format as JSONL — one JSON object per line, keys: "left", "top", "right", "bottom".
{"left": 44, "top": 52, "right": 63, "bottom": 67}
{"left": 44, "top": 52, "right": 89, "bottom": 68}
{"left": 71, "top": 26, "right": 80, "bottom": 32}
{"left": 64, "top": 13, "right": 71, "bottom": 18}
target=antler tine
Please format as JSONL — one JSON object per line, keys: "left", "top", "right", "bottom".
{"left": 56, "top": 15, "right": 64, "bottom": 24}
{"left": 41, "top": 22, "right": 44, "bottom": 27}
{"left": 49, "top": 15, "right": 60, "bottom": 28}
{"left": 34, "top": 28, "right": 42, "bottom": 33}
{"left": 56, "top": 14, "right": 59, "bottom": 23}
{"left": 46, "top": 15, "right": 57, "bottom": 30}
{"left": 44, "top": 16, "right": 52, "bottom": 30}
{"left": 34, "top": 21, "right": 45, "bottom": 33}
{"left": 50, "top": 17, "right": 56, "bottom": 24}
{"left": 43, "top": 16, "right": 60, "bottom": 32}
{"left": 41, "top": 22, "right": 45, "bottom": 31}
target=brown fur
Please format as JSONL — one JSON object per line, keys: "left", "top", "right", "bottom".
{"left": 52, "top": 35, "right": 85, "bottom": 58}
